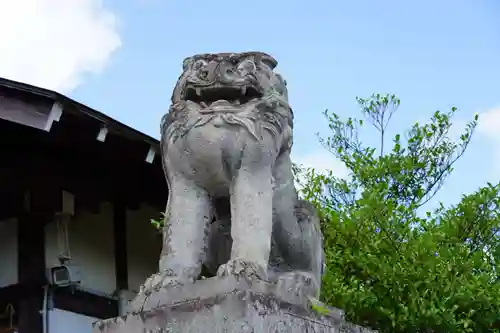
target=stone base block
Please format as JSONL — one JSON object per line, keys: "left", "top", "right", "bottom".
{"left": 93, "top": 276, "right": 375, "bottom": 333}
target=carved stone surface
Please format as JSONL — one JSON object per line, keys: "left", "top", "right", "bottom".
{"left": 94, "top": 276, "right": 376, "bottom": 333}
{"left": 133, "top": 52, "right": 325, "bottom": 309}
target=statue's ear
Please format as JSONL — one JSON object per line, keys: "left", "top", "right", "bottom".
{"left": 182, "top": 57, "right": 194, "bottom": 70}
{"left": 260, "top": 54, "right": 277, "bottom": 70}
{"left": 275, "top": 73, "right": 287, "bottom": 86}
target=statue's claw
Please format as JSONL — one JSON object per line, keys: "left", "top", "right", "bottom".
{"left": 129, "top": 270, "right": 185, "bottom": 312}
{"left": 139, "top": 270, "right": 185, "bottom": 295}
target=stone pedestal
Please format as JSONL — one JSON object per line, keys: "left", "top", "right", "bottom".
{"left": 93, "top": 276, "right": 375, "bottom": 333}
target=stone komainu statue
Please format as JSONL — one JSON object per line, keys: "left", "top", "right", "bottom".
{"left": 139, "top": 52, "right": 324, "bottom": 300}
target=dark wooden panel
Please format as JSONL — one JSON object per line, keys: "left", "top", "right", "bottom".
{"left": 0, "top": 110, "right": 168, "bottom": 215}
{"left": 0, "top": 190, "right": 22, "bottom": 220}
{"left": 17, "top": 290, "right": 43, "bottom": 333}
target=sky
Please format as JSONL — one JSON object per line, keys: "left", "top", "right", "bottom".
{"left": 1, "top": 0, "right": 500, "bottom": 210}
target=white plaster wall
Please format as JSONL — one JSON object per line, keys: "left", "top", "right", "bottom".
{"left": 0, "top": 218, "right": 17, "bottom": 287}
{"left": 126, "top": 204, "right": 162, "bottom": 293}
{"left": 45, "top": 202, "right": 116, "bottom": 295}
{"left": 48, "top": 308, "right": 98, "bottom": 333}
{"left": 44, "top": 201, "right": 162, "bottom": 296}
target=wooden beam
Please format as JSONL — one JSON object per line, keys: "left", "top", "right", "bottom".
{"left": 96, "top": 125, "right": 108, "bottom": 142}
{"left": 0, "top": 283, "right": 36, "bottom": 303}
{"left": 16, "top": 291, "right": 43, "bottom": 333}
{"left": 17, "top": 212, "right": 47, "bottom": 284}
{"left": 145, "top": 146, "right": 156, "bottom": 163}
{"left": 17, "top": 189, "right": 51, "bottom": 333}
{"left": 43, "top": 102, "right": 63, "bottom": 132}
{"left": 113, "top": 199, "right": 128, "bottom": 291}
{"left": 52, "top": 288, "right": 118, "bottom": 319}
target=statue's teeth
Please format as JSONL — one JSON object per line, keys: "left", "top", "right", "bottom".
{"left": 241, "top": 86, "right": 247, "bottom": 95}
{"left": 196, "top": 87, "right": 201, "bottom": 96}
{"left": 200, "top": 101, "right": 208, "bottom": 108}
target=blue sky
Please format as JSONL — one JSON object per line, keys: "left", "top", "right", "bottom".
{"left": 3, "top": 0, "right": 500, "bottom": 210}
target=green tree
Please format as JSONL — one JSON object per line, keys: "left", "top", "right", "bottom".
{"left": 296, "top": 94, "right": 500, "bottom": 333}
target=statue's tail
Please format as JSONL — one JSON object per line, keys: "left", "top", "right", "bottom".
{"left": 295, "top": 199, "right": 325, "bottom": 293}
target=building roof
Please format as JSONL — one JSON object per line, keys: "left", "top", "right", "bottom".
{"left": 0, "top": 76, "right": 160, "bottom": 149}
{"left": 0, "top": 76, "right": 167, "bottom": 212}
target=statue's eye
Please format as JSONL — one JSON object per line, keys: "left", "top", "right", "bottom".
{"left": 237, "top": 60, "right": 256, "bottom": 73}
{"left": 229, "top": 56, "right": 239, "bottom": 65}
{"left": 193, "top": 60, "right": 207, "bottom": 70}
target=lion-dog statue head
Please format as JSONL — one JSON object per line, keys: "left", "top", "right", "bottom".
{"left": 163, "top": 52, "right": 292, "bottom": 149}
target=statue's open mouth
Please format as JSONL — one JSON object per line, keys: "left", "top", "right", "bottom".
{"left": 184, "top": 83, "right": 262, "bottom": 109}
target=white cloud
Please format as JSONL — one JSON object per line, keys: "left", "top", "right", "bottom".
{"left": 477, "top": 106, "right": 500, "bottom": 170}
{"left": 292, "top": 149, "right": 349, "bottom": 183}
{"left": 477, "top": 106, "right": 500, "bottom": 141}
{"left": 0, "top": 0, "right": 121, "bottom": 93}
{"left": 291, "top": 150, "right": 349, "bottom": 196}
{"left": 294, "top": 150, "right": 349, "bottom": 178}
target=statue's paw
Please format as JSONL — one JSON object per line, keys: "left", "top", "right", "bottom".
{"left": 216, "top": 259, "right": 267, "bottom": 280}
{"left": 130, "top": 270, "right": 186, "bottom": 312}
{"left": 139, "top": 270, "right": 184, "bottom": 295}
{"left": 276, "top": 271, "right": 319, "bottom": 300}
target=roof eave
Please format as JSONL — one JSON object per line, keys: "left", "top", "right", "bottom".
{"left": 0, "top": 76, "right": 160, "bottom": 149}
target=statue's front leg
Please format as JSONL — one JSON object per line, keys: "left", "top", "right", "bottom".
{"left": 217, "top": 166, "right": 273, "bottom": 280}
{"left": 139, "top": 175, "right": 213, "bottom": 295}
